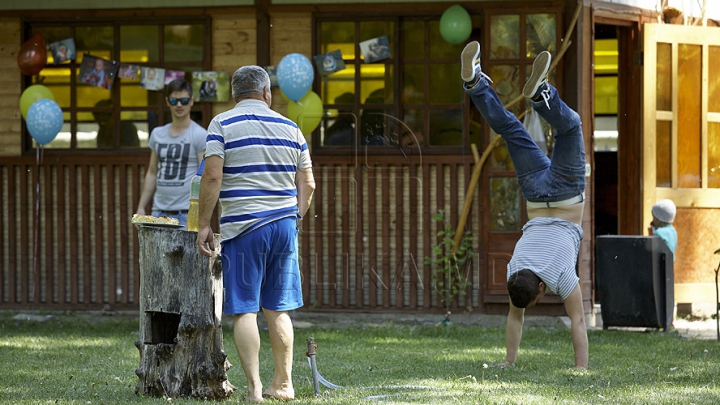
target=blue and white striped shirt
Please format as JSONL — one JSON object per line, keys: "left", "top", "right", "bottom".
{"left": 507, "top": 217, "right": 583, "bottom": 300}
{"left": 205, "top": 99, "right": 312, "bottom": 242}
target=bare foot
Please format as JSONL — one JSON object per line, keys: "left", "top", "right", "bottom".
{"left": 263, "top": 384, "right": 295, "bottom": 401}
{"left": 243, "top": 394, "right": 264, "bottom": 403}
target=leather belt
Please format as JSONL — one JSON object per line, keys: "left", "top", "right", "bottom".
{"left": 526, "top": 192, "right": 585, "bottom": 208}
{"left": 161, "top": 210, "right": 189, "bottom": 215}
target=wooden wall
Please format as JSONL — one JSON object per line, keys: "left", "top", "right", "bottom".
{"left": 0, "top": 18, "right": 21, "bottom": 157}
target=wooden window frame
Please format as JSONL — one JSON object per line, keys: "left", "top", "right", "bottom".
{"left": 21, "top": 16, "right": 212, "bottom": 156}
{"left": 312, "top": 15, "right": 469, "bottom": 156}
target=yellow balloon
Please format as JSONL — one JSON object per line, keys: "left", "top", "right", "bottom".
{"left": 20, "top": 84, "right": 55, "bottom": 120}
{"left": 287, "top": 91, "right": 323, "bottom": 135}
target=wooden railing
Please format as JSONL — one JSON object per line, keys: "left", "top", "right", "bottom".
{"left": 0, "top": 153, "right": 482, "bottom": 312}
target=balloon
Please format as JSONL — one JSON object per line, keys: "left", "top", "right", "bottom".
{"left": 17, "top": 33, "right": 47, "bottom": 76}
{"left": 439, "top": 5, "right": 472, "bottom": 45}
{"left": 20, "top": 84, "right": 55, "bottom": 120}
{"left": 26, "top": 99, "right": 63, "bottom": 146}
{"left": 287, "top": 91, "right": 323, "bottom": 135}
{"left": 276, "top": 53, "right": 314, "bottom": 102}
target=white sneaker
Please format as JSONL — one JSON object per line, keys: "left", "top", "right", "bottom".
{"left": 522, "top": 51, "right": 552, "bottom": 107}
{"left": 461, "top": 41, "right": 481, "bottom": 83}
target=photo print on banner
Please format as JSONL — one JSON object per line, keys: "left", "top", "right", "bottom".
{"left": 140, "top": 67, "right": 165, "bottom": 91}
{"left": 119, "top": 64, "right": 140, "bottom": 80}
{"left": 265, "top": 66, "right": 278, "bottom": 88}
{"left": 48, "top": 38, "right": 75, "bottom": 64}
{"left": 164, "top": 70, "right": 186, "bottom": 85}
{"left": 360, "top": 36, "right": 391, "bottom": 63}
{"left": 78, "top": 55, "right": 119, "bottom": 90}
{"left": 192, "top": 71, "right": 230, "bottom": 102}
{"left": 313, "top": 50, "right": 345, "bottom": 76}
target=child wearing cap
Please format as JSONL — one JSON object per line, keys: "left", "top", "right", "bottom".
{"left": 650, "top": 199, "right": 678, "bottom": 257}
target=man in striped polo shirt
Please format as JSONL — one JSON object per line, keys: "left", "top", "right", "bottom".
{"left": 462, "top": 41, "right": 588, "bottom": 370}
{"left": 197, "top": 65, "right": 315, "bottom": 401}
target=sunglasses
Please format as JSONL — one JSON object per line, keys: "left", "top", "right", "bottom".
{"left": 168, "top": 97, "right": 191, "bottom": 106}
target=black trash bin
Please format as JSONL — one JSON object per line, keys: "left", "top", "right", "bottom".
{"left": 595, "top": 236, "right": 674, "bottom": 330}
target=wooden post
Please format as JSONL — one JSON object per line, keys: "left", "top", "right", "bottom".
{"left": 134, "top": 227, "right": 235, "bottom": 399}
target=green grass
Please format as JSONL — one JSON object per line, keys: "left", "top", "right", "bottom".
{"left": 1, "top": 312, "right": 719, "bottom": 404}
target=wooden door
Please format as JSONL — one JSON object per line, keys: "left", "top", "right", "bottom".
{"left": 642, "top": 23, "right": 720, "bottom": 304}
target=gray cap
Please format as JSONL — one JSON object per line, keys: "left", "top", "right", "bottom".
{"left": 652, "top": 199, "right": 676, "bottom": 223}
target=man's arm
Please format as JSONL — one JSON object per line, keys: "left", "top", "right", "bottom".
{"left": 498, "top": 301, "right": 524, "bottom": 366}
{"left": 196, "top": 155, "right": 223, "bottom": 257}
{"left": 295, "top": 167, "right": 315, "bottom": 218}
{"left": 136, "top": 150, "right": 159, "bottom": 215}
{"left": 563, "top": 283, "right": 588, "bottom": 369}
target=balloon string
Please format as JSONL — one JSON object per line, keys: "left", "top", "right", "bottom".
{"left": 32, "top": 145, "right": 43, "bottom": 303}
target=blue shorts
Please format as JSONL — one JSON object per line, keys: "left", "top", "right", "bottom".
{"left": 220, "top": 217, "right": 303, "bottom": 314}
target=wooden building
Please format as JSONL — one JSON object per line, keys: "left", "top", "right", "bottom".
{"left": 1, "top": 0, "right": 719, "bottom": 320}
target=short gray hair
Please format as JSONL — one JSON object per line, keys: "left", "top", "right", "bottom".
{"left": 232, "top": 66, "right": 271, "bottom": 101}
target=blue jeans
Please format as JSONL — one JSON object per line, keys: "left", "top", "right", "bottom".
{"left": 465, "top": 80, "right": 586, "bottom": 203}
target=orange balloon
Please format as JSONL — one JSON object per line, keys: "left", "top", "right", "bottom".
{"left": 17, "top": 33, "right": 47, "bottom": 76}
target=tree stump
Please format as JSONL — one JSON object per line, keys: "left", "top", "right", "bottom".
{"left": 135, "top": 227, "right": 235, "bottom": 399}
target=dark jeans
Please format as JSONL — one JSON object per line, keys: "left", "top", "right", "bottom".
{"left": 465, "top": 80, "right": 586, "bottom": 202}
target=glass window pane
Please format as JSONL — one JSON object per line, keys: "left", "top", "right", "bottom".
{"left": 403, "top": 20, "right": 425, "bottom": 60}
{"left": 360, "top": 21, "right": 394, "bottom": 48}
{"left": 323, "top": 112, "right": 357, "bottom": 146}
{"left": 320, "top": 66, "right": 356, "bottom": 106}
{"left": 322, "top": 22, "right": 355, "bottom": 58}
{"left": 710, "top": 46, "right": 720, "bottom": 113}
{"left": 360, "top": 64, "right": 392, "bottom": 103}
{"left": 75, "top": 26, "right": 114, "bottom": 60}
{"left": 656, "top": 120, "right": 671, "bottom": 187}
{"left": 526, "top": 14, "right": 556, "bottom": 58}
{"left": 33, "top": 68, "right": 71, "bottom": 108}
{"left": 656, "top": 43, "right": 672, "bottom": 111}
{"left": 490, "top": 15, "right": 519, "bottom": 60}
{"left": 429, "top": 109, "right": 462, "bottom": 146}
{"left": 121, "top": 25, "right": 159, "bottom": 63}
{"left": 164, "top": 25, "right": 204, "bottom": 62}
{"left": 677, "top": 44, "right": 702, "bottom": 189}
{"left": 490, "top": 138, "right": 514, "bottom": 171}
{"left": 360, "top": 107, "right": 391, "bottom": 145}
{"left": 429, "top": 20, "right": 463, "bottom": 59}
{"left": 403, "top": 64, "right": 424, "bottom": 104}
{"left": 489, "top": 177, "right": 521, "bottom": 232}
{"left": 709, "top": 122, "right": 720, "bottom": 188}
{"left": 429, "top": 63, "right": 461, "bottom": 104}
{"left": 403, "top": 109, "right": 425, "bottom": 142}
{"left": 489, "top": 64, "right": 521, "bottom": 115}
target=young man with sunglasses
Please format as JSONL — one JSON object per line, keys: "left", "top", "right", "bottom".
{"left": 136, "top": 79, "right": 206, "bottom": 228}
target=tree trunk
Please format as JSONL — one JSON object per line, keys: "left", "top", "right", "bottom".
{"left": 135, "top": 227, "right": 235, "bottom": 399}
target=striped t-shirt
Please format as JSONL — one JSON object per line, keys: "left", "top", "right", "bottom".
{"left": 205, "top": 99, "right": 312, "bottom": 242}
{"left": 507, "top": 217, "right": 583, "bottom": 300}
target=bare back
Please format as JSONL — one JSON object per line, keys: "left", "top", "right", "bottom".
{"left": 527, "top": 201, "right": 584, "bottom": 226}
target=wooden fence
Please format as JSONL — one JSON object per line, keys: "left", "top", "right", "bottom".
{"left": 0, "top": 153, "right": 484, "bottom": 312}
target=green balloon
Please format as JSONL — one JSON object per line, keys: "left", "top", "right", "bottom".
{"left": 288, "top": 91, "right": 323, "bottom": 135}
{"left": 439, "top": 5, "right": 472, "bottom": 45}
{"left": 20, "top": 84, "right": 55, "bottom": 120}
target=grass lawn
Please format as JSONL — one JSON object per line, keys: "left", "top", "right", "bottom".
{"left": 1, "top": 311, "right": 718, "bottom": 404}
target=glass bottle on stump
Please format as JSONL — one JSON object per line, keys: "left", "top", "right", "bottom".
{"left": 187, "top": 159, "right": 204, "bottom": 232}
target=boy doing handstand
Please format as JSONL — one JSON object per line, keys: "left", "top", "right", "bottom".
{"left": 462, "top": 41, "right": 588, "bottom": 370}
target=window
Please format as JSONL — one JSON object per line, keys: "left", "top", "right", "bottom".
{"left": 482, "top": 11, "right": 559, "bottom": 172}
{"left": 25, "top": 18, "right": 210, "bottom": 151}
{"left": 314, "top": 17, "right": 471, "bottom": 153}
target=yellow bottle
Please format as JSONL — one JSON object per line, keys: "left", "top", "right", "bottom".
{"left": 186, "top": 160, "right": 204, "bottom": 232}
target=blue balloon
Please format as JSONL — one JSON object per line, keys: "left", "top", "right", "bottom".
{"left": 26, "top": 98, "right": 63, "bottom": 146}
{"left": 276, "top": 53, "right": 314, "bottom": 102}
